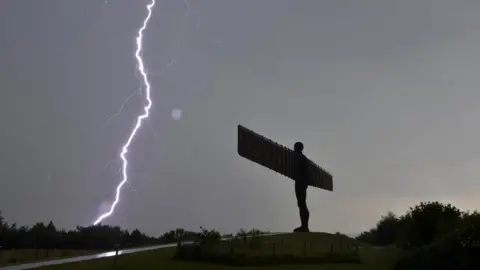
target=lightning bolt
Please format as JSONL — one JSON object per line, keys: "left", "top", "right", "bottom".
{"left": 93, "top": 0, "right": 156, "bottom": 226}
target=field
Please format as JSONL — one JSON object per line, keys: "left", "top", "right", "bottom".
{"left": 0, "top": 249, "right": 97, "bottom": 267}
{"left": 36, "top": 233, "right": 401, "bottom": 270}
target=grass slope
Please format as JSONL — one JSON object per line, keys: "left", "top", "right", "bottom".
{"left": 0, "top": 249, "right": 97, "bottom": 267}
{"left": 37, "top": 233, "right": 400, "bottom": 270}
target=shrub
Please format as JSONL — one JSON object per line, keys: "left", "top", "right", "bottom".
{"left": 393, "top": 222, "right": 480, "bottom": 270}
{"left": 249, "top": 235, "right": 264, "bottom": 249}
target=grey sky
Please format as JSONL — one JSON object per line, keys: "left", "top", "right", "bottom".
{"left": 1, "top": 0, "right": 480, "bottom": 236}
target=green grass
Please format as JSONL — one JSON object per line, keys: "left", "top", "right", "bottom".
{"left": 248, "top": 232, "right": 365, "bottom": 254}
{"left": 36, "top": 233, "right": 401, "bottom": 270}
{"left": 0, "top": 249, "right": 98, "bottom": 267}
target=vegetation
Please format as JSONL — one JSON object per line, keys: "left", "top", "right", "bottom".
{"left": 1, "top": 200, "right": 479, "bottom": 269}
{"left": 37, "top": 233, "right": 389, "bottom": 270}
{"left": 0, "top": 210, "right": 199, "bottom": 266}
{"left": 356, "top": 201, "right": 480, "bottom": 269}
{"left": 0, "top": 249, "right": 96, "bottom": 267}
{"left": 173, "top": 229, "right": 362, "bottom": 267}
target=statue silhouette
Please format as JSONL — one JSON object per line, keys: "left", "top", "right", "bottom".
{"left": 293, "top": 141, "right": 310, "bottom": 232}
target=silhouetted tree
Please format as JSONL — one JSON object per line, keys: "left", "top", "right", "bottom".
{"left": 236, "top": 229, "right": 248, "bottom": 245}
{"left": 375, "top": 211, "right": 399, "bottom": 245}
{"left": 196, "top": 227, "right": 221, "bottom": 246}
{"left": 357, "top": 201, "right": 464, "bottom": 248}
{"left": 399, "top": 201, "right": 462, "bottom": 248}
{"left": 357, "top": 211, "right": 399, "bottom": 246}
{"left": 354, "top": 202, "right": 478, "bottom": 269}
{"left": 0, "top": 211, "right": 5, "bottom": 247}
{"left": 394, "top": 211, "right": 480, "bottom": 270}
{"left": 0, "top": 211, "right": 164, "bottom": 250}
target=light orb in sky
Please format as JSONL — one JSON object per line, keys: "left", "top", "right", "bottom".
{"left": 172, "top": 108, "right": 183, "bottom": 120}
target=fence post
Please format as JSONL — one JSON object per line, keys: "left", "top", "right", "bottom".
{"left": 176, "top": 239, "right": 182, "bottom": 250}
{"left": 11, "top": 248, "right": 17, "bottom": 263}
{"left": 113, "top": 244, "right": 119, "bottom": 269}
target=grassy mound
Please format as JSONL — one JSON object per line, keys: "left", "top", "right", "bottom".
{"left": 173, "top": 232, "right": 363, "bottom": 267}
{"left": 33, "top": 231, "right": 398, "bottom": 270}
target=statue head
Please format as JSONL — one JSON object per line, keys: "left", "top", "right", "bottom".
{"left": 294, "top": 141, "right": 304, "bottom": 153}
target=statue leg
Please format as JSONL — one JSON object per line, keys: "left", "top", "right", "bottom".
{"left": 294, "top": 184, "right": 310, "bottom": 232}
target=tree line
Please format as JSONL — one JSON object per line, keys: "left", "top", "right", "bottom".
{"left": 356, "top": 201, "right": 480, "bottom": 248}
{"left": 0, "top": 211, "right": 202, "bottom": 251}
{"left": 355, "top": 201, "right": 480, "bottom": 269}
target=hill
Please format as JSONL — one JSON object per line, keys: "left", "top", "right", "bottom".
{"left": 36, "top": 232, "right": 400, "bottom": 270}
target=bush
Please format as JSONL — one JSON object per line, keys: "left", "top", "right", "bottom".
{"left": 249, "top": 235, "right": 264, "bottom": 249}
{"left": 195, "top": 227, "right": 221, "bottom": 246}
{"left": 393, "top": 222, "right": 480, "bottom": 270}
{"left": 356, "top": 201, "right": 465, "bottom": 248}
